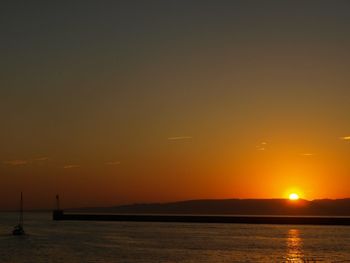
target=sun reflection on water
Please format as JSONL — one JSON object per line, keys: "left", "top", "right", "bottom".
{"left": 285, "top": 229, "right": 304, "bottom": 262}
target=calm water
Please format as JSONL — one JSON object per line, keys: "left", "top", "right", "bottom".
{"left": 1, "top": 213, "right": 350, "bottom": 262}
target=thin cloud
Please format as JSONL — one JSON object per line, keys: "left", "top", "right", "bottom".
{"left": 3, "top": 156, "right": 49, "bottom": 166}
{"left": 105, "top": 161, "right": 121, "bottom": 165}
{"left": 300, "top": 153, "right": 314, "bottom": 157}
{"left": 63, "top": 164, "right": 80, "bottom": 169}
{"left": 256, "top": 146, "right": 265, "bottom": 151}
{"left": 256, "top": 141, "right": 267, "bottom": 151}
{"left": 340, "top": 136, "right": 350, "bottom": 141}
{"left": 33, "top": 157, "right": 49, "bottom": 161}
{"left": 3, "top": 160, "right": 29, "bottom": 166}
{"left": 168, "top": 136, "right": 193, "bottom": 141}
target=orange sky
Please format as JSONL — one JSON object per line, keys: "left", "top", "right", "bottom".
{"left": 1, "top": 1, "right": 350, "bottom": 209}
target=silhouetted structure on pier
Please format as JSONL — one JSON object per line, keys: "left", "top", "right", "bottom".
{"left": 52, "top": 194, "right": 63, "bottom": 220}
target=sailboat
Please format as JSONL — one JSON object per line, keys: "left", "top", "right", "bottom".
{"left": 12, "top": 192, "right": 25, "bottom": 236}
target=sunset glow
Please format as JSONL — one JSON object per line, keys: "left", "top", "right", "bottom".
{"left": 3, "top": 2, "right": 350, "bottom": 262}
{"left": 1, "top": 1, "right": 350, "bottom": 210}
{"left": 289, "top": 193, "right": 300, "bottom": 201}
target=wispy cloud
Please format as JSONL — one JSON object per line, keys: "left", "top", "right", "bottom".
{"left": 300, "top": 153, "right": 314, "bottom": 157}
{"left": 105, "top": 161, "right": 121, "bottom": 165}
{"left": 256, "top": 141, "right": 267, "bottom": 151}
{"left": 63, "top": 164, "right": 80, "bottom": 169}
{"left": 33, "top": 157, "right": 49, "bottom": 161}
{"left": 340, "top": 136, "right": 350, "bottom": 141}
{"left": 168, "top": 136, "right": 193, "bottom": 141}
{"left": 3, "top": 156, "right": 49, "bottom": 166}
{"left": 3, "top": 160, "right": 29, "bottom": 166}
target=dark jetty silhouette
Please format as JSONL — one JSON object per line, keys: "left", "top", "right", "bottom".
{"left": 53, "top": 211, "right": 350, "bottom": 225}
{"left": 53, "top": 198, "right": 350, "bottom": 225}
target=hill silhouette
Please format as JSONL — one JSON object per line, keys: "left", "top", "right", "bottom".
{"left": 70, "top": 198, "right": 350, "bottom": 216}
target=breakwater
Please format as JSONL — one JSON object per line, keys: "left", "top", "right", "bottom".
{"left": 52, "top": 210, "right": 350, "bottom": 225}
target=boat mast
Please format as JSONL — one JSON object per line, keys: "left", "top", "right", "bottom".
{"left": 56, "top": 194, "right": 60, "bottom": 210}
{"left": 19, "top": 192, "right": 23, "bottom": 226}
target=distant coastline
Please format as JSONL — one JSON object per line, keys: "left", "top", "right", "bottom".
{"left": 67, "top": 198, "right": 350, "bottom": 216}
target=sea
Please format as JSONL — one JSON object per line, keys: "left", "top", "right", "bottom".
{"left": 1, "top": 213, "right": 350, "bottom": 262}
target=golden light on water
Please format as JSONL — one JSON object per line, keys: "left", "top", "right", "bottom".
{"left": 286, "top": 229, "right": 304, "bottom": 261}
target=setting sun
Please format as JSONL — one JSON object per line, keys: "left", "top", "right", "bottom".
{"left": 289, "top": 193, "right": 300, "bottom": 200}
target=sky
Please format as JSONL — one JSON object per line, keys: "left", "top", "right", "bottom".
{"left": 1, "top": 1, "right": 350, "bottom": 209}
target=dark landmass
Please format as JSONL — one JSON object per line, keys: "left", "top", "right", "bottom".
{"left": 68, "top": 198, "right": 350, "bottom": 216}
